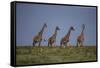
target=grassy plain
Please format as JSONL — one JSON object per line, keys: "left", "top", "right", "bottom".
{"left": 16, "top": 46, "right": 97, "bottom": 65}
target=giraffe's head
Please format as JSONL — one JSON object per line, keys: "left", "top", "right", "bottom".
{"left": 44, "top": 23, "right": 47, "bottom": 28}
{"left": 70, "top": 26, "right": 75, "bottom": 31}
{"left": 56, "top": 26, "right": 60, "bottom": 30}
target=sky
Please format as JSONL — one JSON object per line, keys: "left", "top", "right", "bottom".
{"left": 16, "top": 3, "right": 97, "bottom": 46}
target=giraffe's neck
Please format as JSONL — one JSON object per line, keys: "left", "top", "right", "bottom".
{"left": 52, "top": 29, "right": 58, "bottom": 39}
{"left": 80, "top": 27, "right": 84, "bottom": 36}
{"left": 38, "top": 25, "right": 46, "bottom": 36}
{"left": 65, "top": 29, "right": 71, "bottom": 39}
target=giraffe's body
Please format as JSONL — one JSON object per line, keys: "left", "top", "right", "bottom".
{"left": 77, "top": 24, "right": 85, "bottom": 47}
{"left": 60, "top": 26, "right": 75, "bottom": 47}
{"left": 33, "top": 23, "right": 47, "bottom": 46}
{"left": 48, "top": 26, "right": 60, "bottom": 47}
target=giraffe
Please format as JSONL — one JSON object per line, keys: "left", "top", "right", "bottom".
{"left": 48, "top": 26, "right": 60, "bottom": 47}
{"left": 60, "top": 26, "right": 75, "bottom": 47}
{"left": 32, "top": 23, "right": 47, "bottom": 46}
{"left": 76, "top": 24, "right": 85, "bottom": 47}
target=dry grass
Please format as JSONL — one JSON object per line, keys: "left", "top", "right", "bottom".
{"left": 16, "top": 46, "right": 97, "bottom": 65}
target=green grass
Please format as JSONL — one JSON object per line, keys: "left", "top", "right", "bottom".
{"left": 16, "top": 46, "right": 97, "bottom": 65}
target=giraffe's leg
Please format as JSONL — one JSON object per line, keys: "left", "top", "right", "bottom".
{"left": 77, "top": 41, "right": 81, "bottom": 47}
{"left": 65, "top": 42, "right": 67, "bottom": 47}
{"left": 50, "top": 43, "right": 52, "bottom": 47}
{"left": 53, "top": 43, "right": 56, "bottom": 47}
{"left": 66, "top": 40, "right": 69, "bottom": 47}
{"left": 63, "top": 43, "right": 66, "bottom": 48}
{"left": 60, "top": 43, "right": 61, "bottom": 47}
{"left": 76, "top": 41, "right": 78, "bottom": 47}
{"left": 53, "top": 43, "right": 55, "bottom": 47}
{"left": 81, "top": 42, "right": 83, "bottom": 47}
{"left": 48, "top": 42, "right": 49, "bottom": 47}
{"left": 33, "top": 41, "right": 35, "bottom": 46}
{"left": 77, "top": 42, "right": 80, "bottom": 47}
{"left": 79, "top": 42, "right": 81, "bottom": 47}
{"left": 80, "top": 42, "right": 82, "bottom": 47}
{"left": 61, "top": 42, "right": 65, "bottom": 48}
{"left": 60, "top": 41, "right": 63, "bottom": 47}
{"left": 39, "top": 40, "right": 42, "bottom": 47}
{"left": 67, "top": 42, "right": 70, "bottom": 47}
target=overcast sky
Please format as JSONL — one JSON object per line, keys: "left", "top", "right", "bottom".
{"left": 16, "top": 3, "right": 97, "bottom": 46}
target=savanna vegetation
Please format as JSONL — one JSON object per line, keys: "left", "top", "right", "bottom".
{"left": 16, "top": 46, "right": 96, "bottom": 65}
